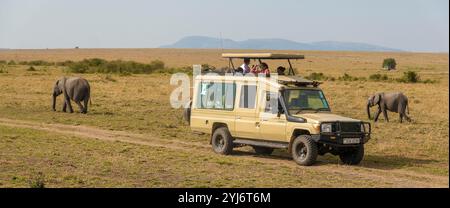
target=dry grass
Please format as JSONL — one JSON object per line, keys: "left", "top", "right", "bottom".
{"left": 0, "top": 49, "right": 448, "bottom": 187}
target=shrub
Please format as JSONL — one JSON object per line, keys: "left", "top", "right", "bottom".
{"left": 27, "top": 66, "right": 37, "bottom": 71}
{"left": 422, "top": 79, "right": 437, "bottom": 84}
{"left": 56, "top": 60, "right": 74, "bottom": 66}
{"left": 382, "top": 58, "right": 397, "bottom": 70}
{"left": 369, "top": 73, "right": 389, "bottom": 81}
{"left": 64, "top": 58, "right": 166, "bottom": 74}
{"left": 68, "top": 62, "right": 89, "bottom": 73}
{"left": 305, "top": 72, "right": 328, "bottom": 81}
{"left": 201, "top": 64, "right": 216, "bottom": 72}
{"left": 28, "top": 172, "right": 45, "bottom": 188}
{"left": 30, "top": 60, "right": 54, "bottom": 66}
{"left": 119, "top": 71, "right": 132, "bottom": 76}
{"left": 338, "top": 73, "right": 359, "bottom": 81}
{"left": 150, "top": 60, "right": 165, "bottom": 70}
{"left": 0, "top": 65, "right": 7, "bottom": 73}
{"left": 84, "top": 58, "right": 106, "bottom": 66}
{"left": 7, "top": 60, "right": 16, "bottom": 65}
{"left": 399, "top": 71, "right": 420, "bottom": 83}
{"left": 0, "top": 60, "right": 6, "bottom": 65}
{"left": 18, "top": 60, "right": 54, "bottom": 66}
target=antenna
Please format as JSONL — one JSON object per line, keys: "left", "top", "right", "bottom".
{"left": 219, "top": 32, "right": 224, "bottom": 51}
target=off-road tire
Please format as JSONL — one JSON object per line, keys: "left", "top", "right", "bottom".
{"left": 339, "top": 145, "right": 364, "bottom": 165}
{"left": 211, "top": 127, "right": 233, "bottom": 155}
{"left": 252, "top": 146, "right": 274, "bottom": 155}
{"left": 291, "top": 135, "right": 318, "bottom": 166}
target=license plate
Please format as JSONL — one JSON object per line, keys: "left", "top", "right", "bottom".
{"left": 343, "top": 138, "right": 360, "bottom": 144}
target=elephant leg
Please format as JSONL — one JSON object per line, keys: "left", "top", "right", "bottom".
{"left": 65, "top": 97, "right": 74, "bottom": 113}
{"left": 383, "top": 109, "right": 389, "bottom": 122}
{"left": 374, "top": 108, "right": 381, "bottom": 122}
{"left": 399, "top": 113, "right": 403, "bottom": 123}
{"left": 75, "top": 101, "right": 84, "bottom": 113}
{"left": 83, "top": 98, "right": 88, "bottom": 114}
{"left": 62, "top": 100, "right": 67, "bottom": 112}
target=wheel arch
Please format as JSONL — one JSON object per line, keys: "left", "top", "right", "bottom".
{"left": 210, "top": 122, "right": 229, "bottom": 144}
{"left": 288, "top": 128, "right": 311, "bottom": 153}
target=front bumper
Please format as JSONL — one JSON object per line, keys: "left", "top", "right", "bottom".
{"left": 311, "top": 122, "right": 371, "bottom": 147}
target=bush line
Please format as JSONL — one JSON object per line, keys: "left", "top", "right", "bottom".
{"left": 305, "top": 71, "right": 436, "bottom": 84}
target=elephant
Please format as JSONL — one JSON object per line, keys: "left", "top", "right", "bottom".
{"left": 367, "top": 92, "right": 411, "bottom": 123}
{"left": 52, "top": 77, "right": 91, "bottom": 114}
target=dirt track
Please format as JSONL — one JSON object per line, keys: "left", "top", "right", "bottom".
{"left": 0, "top": 117, "right": 448, "bottom": 188}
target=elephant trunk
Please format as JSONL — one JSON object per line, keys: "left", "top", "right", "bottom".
{"left": 52, "top": 94, "right": 56, "bottom": 111}
{"left": 366, "top": 102, "right": 371, "bottom": 120}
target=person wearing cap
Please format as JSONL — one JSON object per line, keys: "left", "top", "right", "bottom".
{"left": 277, "top": 66, "right": 286, "bottom": 75}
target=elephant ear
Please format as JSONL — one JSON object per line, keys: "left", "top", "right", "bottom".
{"left": 62, "top": 77, "right": 68, "bottom": 98}
{"left": 373, "top": 93, "right": 381, "bottom": 105}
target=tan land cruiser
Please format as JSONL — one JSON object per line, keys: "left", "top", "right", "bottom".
{"left": 185, "top": 53, "right": 371, "bottom": 166}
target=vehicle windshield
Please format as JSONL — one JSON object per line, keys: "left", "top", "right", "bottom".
{"left": 283, "top": 89, "right": 330, "bottom": 114}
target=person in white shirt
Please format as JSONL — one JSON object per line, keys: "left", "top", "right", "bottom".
{"left": 240, "top": 58, "right": 251, "bottom": 74}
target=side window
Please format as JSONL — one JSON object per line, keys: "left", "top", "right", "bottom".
{"left": 224, "top": 83, "right": 235, "bottom": 109}
{"left": 239, "top": 85, "right": 257, "bottom": 109}
{"left": 264, "top": 91, "right": 282, "bottom": 114}
{"left": 197, "top": 82, "right": 235, "bottom": 110}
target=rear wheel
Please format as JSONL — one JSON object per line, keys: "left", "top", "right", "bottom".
{"left": 291, "top": 135, "right": 318, "bottom": 166}
{"left": 211, "top": 127, "right": 233, "bottom": 155}
{"left": 252, "top": 146, "right": 274, "bottom": 155}
{"left": 339, "top": 145, "right": 364, "bottom": 165}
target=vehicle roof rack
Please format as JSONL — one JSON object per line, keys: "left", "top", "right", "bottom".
{"left": 222, "top": 53, "right": 305, "bottom": 60}
{"left": 277, "top": 75, "right": 321, "bottom": 87}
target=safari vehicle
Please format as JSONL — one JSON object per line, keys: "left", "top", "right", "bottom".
{"left": 186, "top": 53, "right": 371, "bottom": 166}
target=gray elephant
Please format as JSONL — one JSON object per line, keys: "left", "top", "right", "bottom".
{"left": 52, "top": 77, "right": 91, "bottom": 114}
{"left": 367, "top": 92, "right": 411, "bottom": 123}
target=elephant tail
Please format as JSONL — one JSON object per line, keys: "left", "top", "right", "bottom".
{"left": 405, "top": 98, "right": 410, "bottom": 115}
{"left": 406, "top": 102, "right": 410, "bottom": 115}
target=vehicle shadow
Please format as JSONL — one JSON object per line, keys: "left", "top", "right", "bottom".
{"left": 232, "top": 149, "right": 441, "bottom": 171}
{"left": 356, "top": 154, "right": 441, "bottom": 171}
{"left": 232, "top": 149, "right": 293, "bottom": 162}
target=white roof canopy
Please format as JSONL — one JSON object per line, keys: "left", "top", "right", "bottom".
{"left": 222, "top": 53, "right": 305, "bottom": 59}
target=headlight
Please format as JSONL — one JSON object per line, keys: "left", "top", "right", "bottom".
{"left": 361, "top": 123, "right": 365, "bottom": 132}
{"left": 321, "top": 123, "right": 332, "bottom": 133}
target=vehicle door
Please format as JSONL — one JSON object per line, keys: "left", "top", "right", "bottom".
{"left": 234, "top": 84, "right": 259, "bottom": 139}
{"left": 258, "top": 91, "right": 287, "bottom": 142}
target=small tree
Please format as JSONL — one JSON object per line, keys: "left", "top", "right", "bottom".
{"left": 401, "top": 71, "right": 420, "bottom": 83}
{"left": 382, "top": 58, "right": 397, "bottom": 70}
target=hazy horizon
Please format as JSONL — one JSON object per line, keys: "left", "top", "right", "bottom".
{"left": 1, "top": 0, "right": 448, "bottom": 52}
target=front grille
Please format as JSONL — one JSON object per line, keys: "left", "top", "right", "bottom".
{"left": 339, "top": 122, "right": 361, "bottom": 133}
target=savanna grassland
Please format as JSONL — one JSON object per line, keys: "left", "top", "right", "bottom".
{"left": 0, "top": 49, "right": 448, "bottom": 187}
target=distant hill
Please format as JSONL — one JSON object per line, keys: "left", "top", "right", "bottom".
{"left": 160, "top": 36, "right": 402, "bottom": 52}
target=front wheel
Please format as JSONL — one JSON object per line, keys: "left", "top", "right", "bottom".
{"left": 211, "top": 127, "right": 233, "bottom": 155}
{"left": 291, "top": 135, "right": 318, "bottom": 166}
{"left": 339, "top": 145, "right": 364, "bottom": 165}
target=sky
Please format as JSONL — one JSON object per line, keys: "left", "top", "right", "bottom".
{"left": 0, "top": 0, "right": 448, "bottom": 52}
